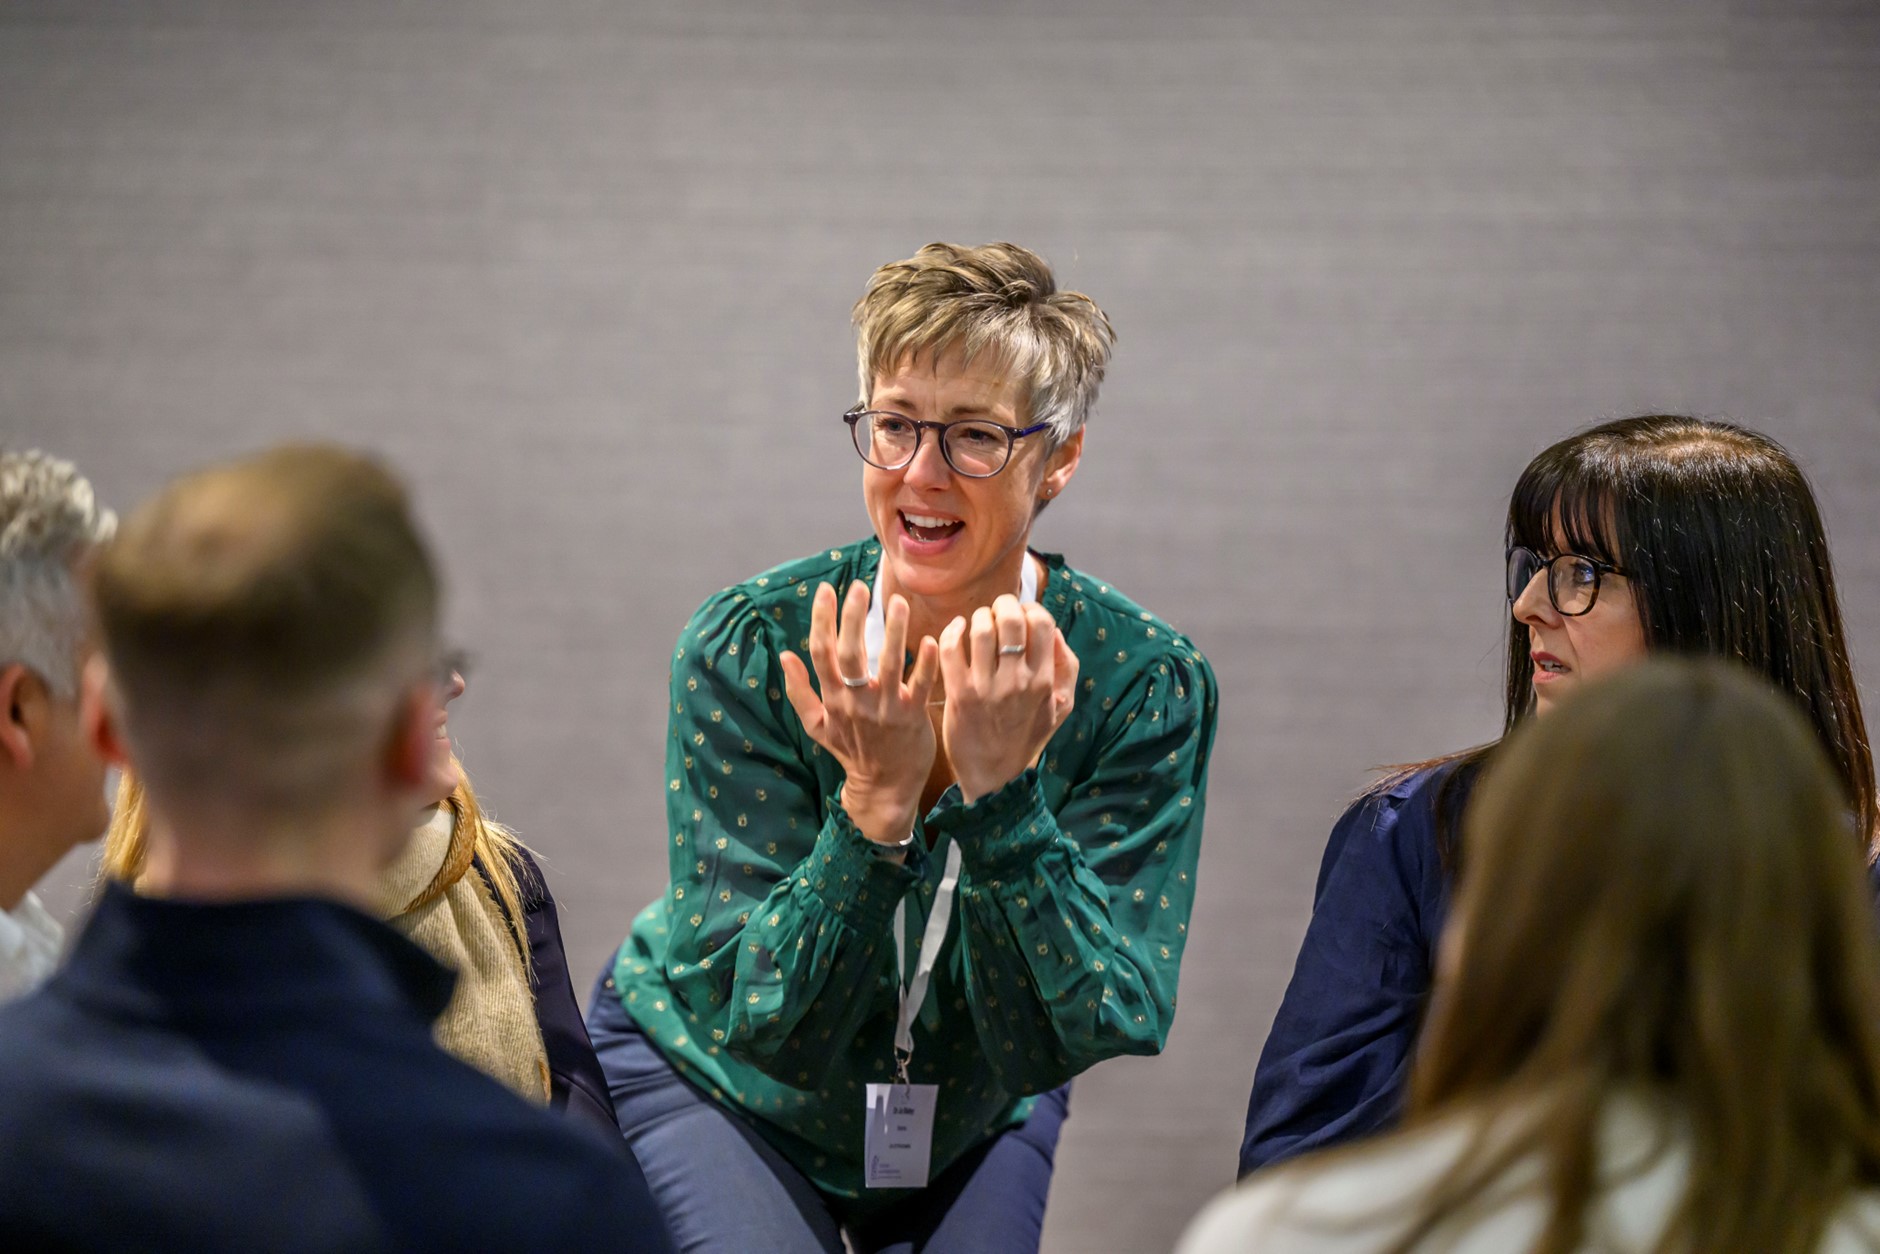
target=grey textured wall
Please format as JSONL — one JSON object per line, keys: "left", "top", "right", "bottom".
{"left": 6, "top": 2, "right": 1878, "bottom": 1250}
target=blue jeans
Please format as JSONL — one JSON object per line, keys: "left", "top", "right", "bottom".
{"left": 586, "top": 971, "right": 1070, "bottom": 1254}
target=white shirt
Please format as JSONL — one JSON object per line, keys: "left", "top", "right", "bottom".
{"left": 0, "top": 890, "right": 64, "bottom": 1002}
{"left": 1178, "top": 1098, "right": 1880, "bottom": 1253}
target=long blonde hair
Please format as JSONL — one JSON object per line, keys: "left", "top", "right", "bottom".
{"left": 101, "top": 759, "right": 534, "bottom": 969}
{"left": 1390, "top": 659, "right": 1880, "bottom": 1253}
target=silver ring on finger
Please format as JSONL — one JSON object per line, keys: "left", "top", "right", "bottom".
{"left": 998, "top": 644, "right": 1026, "bottom": 657}
{"left": 839, "top": 673, "right": 871, "bottom": 688}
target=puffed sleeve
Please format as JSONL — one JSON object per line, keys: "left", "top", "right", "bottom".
{"left": 656, "top": 588, "right": 924, "bottom": 1088}
{"left": 1236, "top": 770, "right": 1450, "bottom": 1177}
{"left": 923, "top": 646, "right": 1218, "bottom": 1094}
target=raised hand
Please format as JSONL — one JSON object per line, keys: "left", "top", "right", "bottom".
{"left": 937, "top": 595, "right": 1080, "bottom": 804}
{"left": 780, "top": 580, "right": 940, "bottom": 847}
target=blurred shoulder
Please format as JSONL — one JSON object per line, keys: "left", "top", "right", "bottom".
{"left": 0, "top": 987, "right": 68, "bottom": 1092}
{"left": 367, "top": 1056, "right": 651, "bottom": 1243}
{"left": 1178, "top": 1115, "right": 1505, "bottom": 1254}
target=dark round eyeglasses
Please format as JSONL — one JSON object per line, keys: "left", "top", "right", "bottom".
{"left": 844, "top": 408, "right": 1050, "bottom": 479}
{"left": 1506, "top": 546, "right": 1628, "bottom": 617}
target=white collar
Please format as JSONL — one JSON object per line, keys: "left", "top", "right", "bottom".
{"left": 864, "top": 552, "right": 1041, "bottom": 679}
{"left": 0, "top": 890, "right": 64, "bottom": 1001}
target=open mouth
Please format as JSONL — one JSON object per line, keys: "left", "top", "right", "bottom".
{"left": 900, "top": 510, "right": 964, "bottom": 543}
{"left": 1534, "top": 657, "right": 1569, "bottom": 675}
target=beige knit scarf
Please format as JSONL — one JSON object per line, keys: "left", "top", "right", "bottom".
{"left": 373, "top": 806, "right": 550, "bottom": 1104}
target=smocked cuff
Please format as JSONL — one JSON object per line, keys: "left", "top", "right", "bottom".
{"left": 808, "top": 795, "right": 926, "bottom": 930}
{"left": 925, "top": 769, "right": 1055, "bottom": 880}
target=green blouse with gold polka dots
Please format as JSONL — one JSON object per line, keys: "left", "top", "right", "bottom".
{"left": 606, "top": 538, "right": 1218, "bottom": 1199}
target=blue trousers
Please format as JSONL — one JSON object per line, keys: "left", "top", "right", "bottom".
{"left": 586, "top": 972, "right": 1070, "bottom": 1254}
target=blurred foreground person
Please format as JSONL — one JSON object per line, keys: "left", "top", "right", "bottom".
{"left": 1242, "top": 416, "right": 1875, "bottom": 1175}
{"left": 101, "top": 659, "right": 619, "bottom": 1134}
{"left": 0, "top": 450, "right": 114, "bottom": 999}
{"left": 1184, "top": 659, "right": 1880, "bottom": 1253}
{"left": 0, "top": 446, "right": 669, "bottom": 1252}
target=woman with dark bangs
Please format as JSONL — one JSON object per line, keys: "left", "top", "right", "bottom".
{"left": 1238, "top": 415, "right": 1876, "bottom": 1178}
{"left": 1188, "top": 660, "right": 1880, "bottom": 1252}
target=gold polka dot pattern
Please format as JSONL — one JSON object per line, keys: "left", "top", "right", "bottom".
{"left": 606, "top": 538, "right": 1217, "bottom": 1200}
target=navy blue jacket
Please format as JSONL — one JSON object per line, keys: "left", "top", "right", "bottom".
{"left": 1239, "top": 764, "right": 1460, "bottom": 1177}
{"left": 1240, "top": 763, "right": 1880, "bottom": 1178}
{"left": 0, "top": 883, "right": 672, "bottom": 1252}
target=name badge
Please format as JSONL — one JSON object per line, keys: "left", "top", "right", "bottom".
{"left": 863, "top": 1082, "right": 937, "bottom": 1188}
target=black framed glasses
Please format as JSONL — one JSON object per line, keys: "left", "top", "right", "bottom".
{"left": 1506, "top": 546, "right": 1628, "bottom": 616}
{"left": 844, "top": 408, "right": 1050, "bottom": 479}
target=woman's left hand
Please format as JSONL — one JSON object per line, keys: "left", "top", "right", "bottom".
{"left": 938, "top": 595, "right": 1080, "bottom": 804}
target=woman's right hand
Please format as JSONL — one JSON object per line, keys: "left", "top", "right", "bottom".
{"left": 781, "top": 581, "right": 940, "bottom": 850}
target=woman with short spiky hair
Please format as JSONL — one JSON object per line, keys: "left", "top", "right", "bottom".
{"left": 587, "top": 242, "right": 1218, "bottom": 1250}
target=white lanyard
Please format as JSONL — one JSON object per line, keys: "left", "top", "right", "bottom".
{"left": 891, "top": 844, "right": 962, "bottom": 1082}
{"left": 867, "top": 551, "right": 1038, "bottom": 1078}
{"left": 863, "top": 552, "right": 1040, "bottom": 679}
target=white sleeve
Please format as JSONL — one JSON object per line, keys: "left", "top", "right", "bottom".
{"left": 1173, "top": 1177, "right": 1338, "bottom": 1254}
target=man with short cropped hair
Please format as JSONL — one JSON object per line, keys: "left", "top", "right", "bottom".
{"left": 0, "top": 450, "right": 114, "bottom": 999}
{"left": 0, "top": 445, "right": 669, "bottom": 1252}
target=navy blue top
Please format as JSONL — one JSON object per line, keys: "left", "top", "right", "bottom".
{"left": 0, "top": 883, "right": 671, "bottom": 1253}
{"left": 498, "top": 849, "right": 619, "bottom": 1135}
{"left": 1239, "top": 764, "right": 1463, "bottom": 1178}
{"left": 1240, "top": 762, "right": 1880, "bottom": 1178}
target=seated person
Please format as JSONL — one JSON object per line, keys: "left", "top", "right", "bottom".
{"left": 0, "top": 445, "right": 669, "bottom": 1252}
{"left": 1185, "top": 659, "right": 1880, "bottom": 1252}
{"left": 0, "top": 450, "right": 115, "bottom": 999}
{"left": 587, "top": 242, "right": 1218, "bottom": 1252}
{"left": 101, "top": 661, "right": 617, "bottom": 1133}
{"left": 1241, "top": 416, "right": 1875, "bottom": 1175}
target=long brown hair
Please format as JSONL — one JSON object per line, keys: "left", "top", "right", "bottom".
{"left": 100, "top": 760, "right": 533, "bottom": 966}
{"left": 1390, "top": 660, "right": 1880, "bottom": 1253}
{"left": 1405, "top": 416, "right": 1875, "bottom": 864}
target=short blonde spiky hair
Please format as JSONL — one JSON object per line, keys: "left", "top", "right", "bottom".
{"left": 852, "top": 242, "right": 1116, "bottom": 444}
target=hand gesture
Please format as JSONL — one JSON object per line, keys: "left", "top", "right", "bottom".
{"left": 938, "top": 595, "right": 1080, "bottom": 804}
{"left": 781, "top": 581, "right": 940, "bottom": 846}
